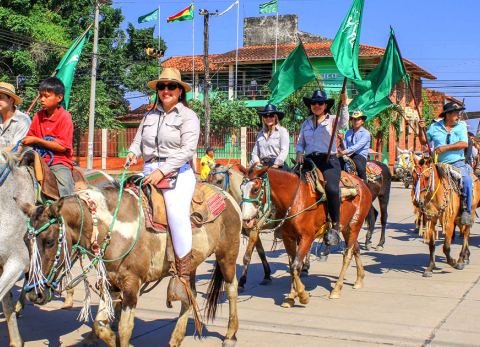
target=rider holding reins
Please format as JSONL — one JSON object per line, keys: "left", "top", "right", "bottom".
{"left": 296, "top": 89, "right": 349, "bottom": 247}
{"left": 418, "top": 102, "right": 472, "bottom": 225}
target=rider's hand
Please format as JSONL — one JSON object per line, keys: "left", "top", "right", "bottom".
{"left": 296, "top": 153, "right": 304, "bottom": 164}
{"left": 126, "top": 152, "right": 137, "bottom": 165}
{"left": 337, "top": 150, "right": 344, "bottom": 157}
{"left": 272, "top": 164, "right": 279, "bottom": 169}
{"left": 418, "top": 119, "right": 426, "bottom": 129}
{"left": 435, "top": 146, "right": 447, "bottom": 155}
{"left": 143, "top": 169, "right": 164, "bottom": 186}
{"left": 22, "top": 136, "right": 39, "bottom": 146}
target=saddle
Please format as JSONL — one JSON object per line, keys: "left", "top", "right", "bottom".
{"left": 19, "top": 150, "right": 88, "bottom": 201}
{"left": 436, "top": 162, "right": 478, "bottom": 194}
{"left": 342, "top": 155, "right": 382, "bottom": 183}
{"left": 304, "top": 166, "right": 358, "bottom": 201}
{"left": 125, "top": 175, "right": 227, "bottom": 233}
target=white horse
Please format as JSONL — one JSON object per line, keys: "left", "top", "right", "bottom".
{"left": 0, "top": 150, "right": 35, "bottom": 346}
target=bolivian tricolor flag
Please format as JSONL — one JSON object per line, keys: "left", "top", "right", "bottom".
{"left": 167, "top": 3, "right": 194, "bottom": 23}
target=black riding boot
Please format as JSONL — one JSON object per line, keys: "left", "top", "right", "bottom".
{"left": 324, "top": 222, "right": 341, "bottom": 247}
{"left": 460, "top": 199, "right": 472, "bottom": 225}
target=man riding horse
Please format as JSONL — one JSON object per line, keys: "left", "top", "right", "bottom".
{"left": 418, "top": 101, "right": 472, "bottom": 225}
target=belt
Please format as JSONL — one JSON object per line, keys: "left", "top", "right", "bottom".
{"left": 306, "top": 152, "right": 329, "bottom": 157}
{"left": 146, "top": 157, "right": 166, "bottom": 164}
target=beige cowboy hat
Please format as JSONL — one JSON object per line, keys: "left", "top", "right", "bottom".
{"left": 350, "top": 110, "right": 367, "bottom": 121}
{"left": 0, "top": 82, "right": 22, "bottom": 105}
{"left": 147, "top": 68, "right": 192, "bottom": 93}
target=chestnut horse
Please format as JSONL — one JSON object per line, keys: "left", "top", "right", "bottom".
{"left": 412, "top": 155, "right": 480, "bottom": 277}
{"left": 240, "top": 166, "right": 372, "bottom": 306}
{"left": 18, "top": 184, "right": 241, "bottom": 347}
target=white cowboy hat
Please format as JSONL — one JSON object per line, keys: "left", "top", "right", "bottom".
{"left": 0, "top": 82, "right": 22, "bottom": 105}
{"left": 147, "top": 68, "right": 192, "bottom": 93}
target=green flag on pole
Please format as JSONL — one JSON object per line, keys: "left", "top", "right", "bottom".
{"left": 330, "top": 0, "right": 366, "bottom": 84}
{"left": 55, "top": 31, "right": 91, "bottom": 110}
{"left": 349, "top": 28, "right": 408, "bottom": 120}
{"left": 259, "top": 0, "right": 278, "bottom": 14}
{"left": 268, "top": 42, "right": 316, "bottom": 105}
{"left": 138, "top": 8, "right": 159, "bottom": 24}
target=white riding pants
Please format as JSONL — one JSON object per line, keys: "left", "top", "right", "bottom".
{"left": 143, "top": 163, "right": 195, "bottom": 258}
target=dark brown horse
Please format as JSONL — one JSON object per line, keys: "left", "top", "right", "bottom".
{"left": 18, "top": 184, "right": 241, "bottom": 347}
{"left": 240, "top": 166, "right": 372, "bottom": 305}
{"left": 412, "top": 155, "right": 480, "bottom": 277}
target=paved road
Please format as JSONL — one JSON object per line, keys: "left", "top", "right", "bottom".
{"left": 2, "top": 182, "right": 480, "bottom": 346}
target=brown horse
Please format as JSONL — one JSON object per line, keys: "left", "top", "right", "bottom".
{"left": 18, "top": 184, "right": 241, "bottom": 347}
{"left": 412, "top": 155, "right": 480, "bottom": 277}
{"left": 240, "top": 166, "right": 372, "bottom": 306}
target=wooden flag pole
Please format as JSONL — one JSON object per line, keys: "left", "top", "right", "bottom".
{"left": 326, "top": 77, "right": 348, "bottom": 161}
{"left": 25, "top": 23, "right": 93, "bottom": 115}
{"left": 391, "top": 31, "right": 431, "bottom": 155}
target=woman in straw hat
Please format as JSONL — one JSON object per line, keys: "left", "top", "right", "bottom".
{"left": 251, "top": 103, "right": 290, "bottom": 170}
{"left": 0, "top": 82, "right": 30, "bottom": 150}
{"left": 296, "top": 89, "right": 349, "bottom": 247}
{"left": 127, "top": 68, "right": 200, "bottom": 302}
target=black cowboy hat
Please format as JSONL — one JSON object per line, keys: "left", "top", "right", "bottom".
{"left": 303, "top": 90, "right": 335, "bottom": 111}
{"left": 439, "top": 102, "right": 465, "bottom": 117}
{"left": 258, "top": 103, "right": 285, "bottom": 121}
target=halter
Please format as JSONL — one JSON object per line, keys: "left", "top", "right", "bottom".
{"left": 209, "top": 168, "right": 231, "bottom": 191}
{"left": 241, "top": 174, "right": 272, "bottom": 219}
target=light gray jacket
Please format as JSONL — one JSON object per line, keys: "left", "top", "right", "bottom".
{"left": 129, "top": 103, "right": 200, "bottom": 175}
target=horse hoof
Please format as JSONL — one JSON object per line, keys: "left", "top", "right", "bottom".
{"left": 260, "top": 278, "right": 272, "bottom": 286}
{"left": 375, "top": 245, "right": 384, "bottom": 251}
{"left": 238, "top": 286, "right": 245, "bottom": 293}
{"left": 299, "top": 292, "right": 310, "bottom": 305}
{"left": 281, "top": 298, "right": 295, "bottom": 308}
{"left": 455, "top": 263, "right": 465, "bottom": 270}
{"left": 353, "top": 282, "right": 363, "bottom": 290}
{"left": 300, "top": 270, "right": 309, "bottom": 278}
{"left": 62, "top": 301, "right": 73, "bottom": 310}
{"left": 222, "top": 338, "right": 237, "bottom": 347}
{"left": 423, "top": 271, "right": 433, "bottom": 278}
{"left": 365, "top": 243, "right": 372, "bottom": 251}
{"left": 329, "top": 291, "right": 341, "bottom": 299}
{"left": 465, "top": 259, "right": 470, "bottom": 265}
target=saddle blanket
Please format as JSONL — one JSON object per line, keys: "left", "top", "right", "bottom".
{"left": 305, "top": 169, "right": 358, "bottom": 201}
{"left": 366, "top": 161, "right": 383, "bottom": 177}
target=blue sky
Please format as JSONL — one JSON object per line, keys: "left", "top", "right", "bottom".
{"left": 114, "top": 0, "right": 480, "bottom": 111}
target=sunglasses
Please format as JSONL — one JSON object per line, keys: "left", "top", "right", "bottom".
{"left": 157, "top": 83, "right": 179, "bottom": 91}
{"left": 311, "top": 101, "right": 325, "bottom": 106}
{"left": 446, "top": 133, "right": 451, "bottom": 145}
{"left": 262, "top": 114, "right": 276, "bottom": 118}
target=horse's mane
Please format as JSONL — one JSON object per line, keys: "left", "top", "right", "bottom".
{"left": 0, "top": 149, "right": 20, "bottom": 168}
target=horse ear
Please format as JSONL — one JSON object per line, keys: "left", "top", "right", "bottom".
{"left": 214, "top": 163, "right": 222, "bottom": 169}
{"left": 46, "top": 199, "right": 64, "bottom": 219}
{"left": 14, "top": 197, "right": 36, "bottom": 217}
{"left": 412, "top": 154, "right": 420, "bottom": 166}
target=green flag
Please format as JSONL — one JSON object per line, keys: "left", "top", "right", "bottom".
{"left": 259, "top": 0, "right": 278, "bottom": 14}
{"left": 55, "top": 31, "right": 91, "bottom": 110}
{"left": 349, "top": 28, "right": 408, "bottom": 119}
{"left": 268, "top": 42, "right": 316, "bottom": 105}
{"left": 138, "top": 8, "right": 159, "bottom": 24}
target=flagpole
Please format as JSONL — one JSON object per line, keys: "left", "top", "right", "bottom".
{"left": 235, "top": 0, "right": 239, "bottom": 99}
{"left": 274, "top": 4, "right": 279, "bottom": 73}
{"left": 26, "top": 23, "right": 93, "bottom": 115}
{"left": 158, "top": 5, "right": 161, "bottom": 78}
{"left": 192, "top": 5, "right": 195, "bottom": 99}
{"left": 391, "top": 29, "right": 431, "bottom": 155}
{"left": 326, "top": 77, "right": 347, "bottom": 161}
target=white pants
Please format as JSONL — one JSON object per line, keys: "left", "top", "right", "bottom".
{"left": 143, "top": 163, "right": 195, "bottom": 258}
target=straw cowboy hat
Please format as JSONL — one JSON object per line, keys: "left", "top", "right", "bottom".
{"left": 439, "top": 102, "right": 465, "bottom": 117}
{"left": 147, "top": 68, "right": 192, "bottom": 93}
{"left": 303, "top": 90, "right": 335, "bottom": 111}
{"left": 0, "top": 82, "right": 22, "bottom": 105}
{"left": 258, "top": 103, "right": 285, "bottom": 121}
{"left": 350, "top": 110, "right": 367, "bottom": 121}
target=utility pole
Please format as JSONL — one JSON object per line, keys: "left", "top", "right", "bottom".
{"left": 199, "top": 8, "right": 211, "bottom": 148}
{"left": 87, "top": 0, "right": 100, "bottom": 169}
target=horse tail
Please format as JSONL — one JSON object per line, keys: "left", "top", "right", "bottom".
{"left": 205, "top": 261, "right": 225, "bottom": 322}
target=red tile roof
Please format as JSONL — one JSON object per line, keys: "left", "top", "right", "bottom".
{"left": 162, "top": 41, "right": 436, "bottom": 80}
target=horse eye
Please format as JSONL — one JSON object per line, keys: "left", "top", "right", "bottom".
{"left": 44, "top": 238, "right": 55, "bottom": 248}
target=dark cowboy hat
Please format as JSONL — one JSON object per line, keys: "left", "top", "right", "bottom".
{"left": 258, "top": 103, "right": 285, "bottom": 121}
{"left": 303, "top": 90, "right": 335, "bottom": 111}
{"left": 439, "top": 102, "right": 465, "bottom": 117}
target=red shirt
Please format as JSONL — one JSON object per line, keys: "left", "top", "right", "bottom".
{"left": 27, "top": 106, "right": 73, "bottom": 169}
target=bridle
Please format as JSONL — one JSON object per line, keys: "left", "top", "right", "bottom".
{"left": 208, "top": 167, "right": 231, "bottom": 191}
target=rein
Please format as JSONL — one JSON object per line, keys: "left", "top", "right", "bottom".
{"left": 413, "top": 164, "right": 448, "bottom": 219}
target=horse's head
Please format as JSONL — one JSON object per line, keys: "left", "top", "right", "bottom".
{"left": 411, "top": 153, "right": 437, "bottom": 209}
{"left": 395, "top": 146, "right": 414, "bottom": 174}
{"left": 208, "top": 164, "right": 230, "bottom": 189}
{"left": 16, "top": 198, "right": 71, "bottom": 305}
{"left": 240, "top": 165, "right": 270, "bottom": 229}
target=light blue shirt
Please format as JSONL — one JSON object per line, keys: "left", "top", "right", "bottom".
{"left": 427, "top": 119, "right": 468, "bottom": 164}
{"left": 296, "top": 105, "right": 349, "bottom": 155}
{"left": 344, "top": 127, "right": 371, "bottom": 159}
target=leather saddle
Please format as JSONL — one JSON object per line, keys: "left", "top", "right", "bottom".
{"left": 124, "top": 175, "right": 227, "bottom": 232}
{"left": 19, "top": 150, "right": 88, "bottom": 201}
